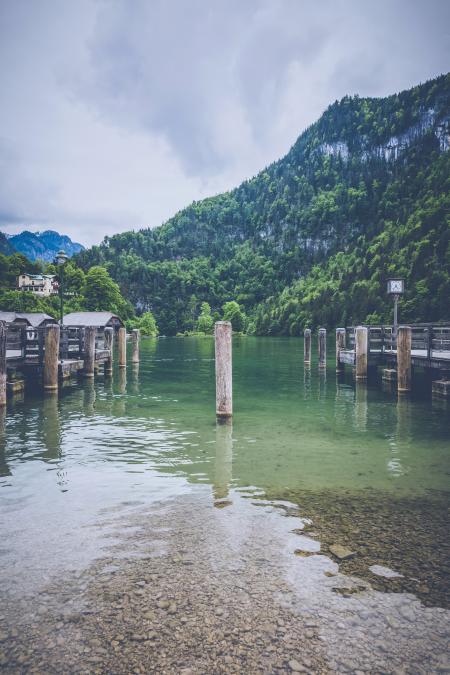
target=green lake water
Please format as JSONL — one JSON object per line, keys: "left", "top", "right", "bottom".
{"left": 1, "top": 336, "right": 449, "bottom": 672}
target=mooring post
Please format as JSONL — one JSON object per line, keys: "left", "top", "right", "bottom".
{"left": 355, "top": 326, "right": 368, "bottom": 380}
{"left": 118, "top": 327, "right": 127, "bottom": 369}
{"left": 397, "top": 325, "right": 412, "bottom": 393}
{"left": 336, "top": 328, "right": 346, "bottom": 372}
{"left": 215, "top": 321, "right": 232, "bottom": 418}
{"left": 318, "top": 328, "right": 326, "bottom": 369}
{"left": 104, "top": 327, "right": 113, "bottom": 375}
{"left": 131, "top": 328, "right": 140, "bottom": 364}
{"left": 43, "top": 324, "right": 60, "bottom": 391}
{"left": 304, "top": 328, "right": 311, "bottom": 364}
{"left": 83, "top": 326, "right": 96, "bottom": 378}
{"left": 0, "top": 321, "right": 6, "bottom": 406}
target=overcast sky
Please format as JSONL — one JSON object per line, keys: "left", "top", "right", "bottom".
{"left": 0, "top": 0, "right": 448, "bottom": 246}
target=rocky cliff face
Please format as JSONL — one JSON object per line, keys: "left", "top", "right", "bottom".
{"left": 4, "top": 230, "right": 84, "bottom": 262}
{"left": 318, "top": 109, "right": 450, "bottom": 162}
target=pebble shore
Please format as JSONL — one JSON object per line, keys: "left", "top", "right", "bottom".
{"left": 1, "top": 490, "right": 449, "bottom": 673}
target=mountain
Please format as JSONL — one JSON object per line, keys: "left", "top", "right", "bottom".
{"left": 0, "top": 232, "right": 15, "bottom": 256}
{"left": 5, "top": 230, "right": 84, "bottom": 262}
{"left": 77, "top": 73, "right": 450, "bottom": 335}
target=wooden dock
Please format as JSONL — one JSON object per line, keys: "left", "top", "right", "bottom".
{"left": 335, "top": 324, "right": 450, "bottom": 397}
{"left": 0, "top": 321, "right": 129, "bottom": 404}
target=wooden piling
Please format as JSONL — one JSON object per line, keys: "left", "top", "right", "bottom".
{"left": 104, "top": 327, "right": 113, "bottom": 375}
{"left": 131, "top": 328, "right": 140, "bottom": 364}
{"left": 397, "top": 325, "right": 412, "bottom": 393}
{"left": 304, "top": 329, "right": 311, "bottom": 364}
{"left": 336, "top": 328, "right": 346, "bottom": 372}
{"left": 0, "top": 321, "right": 6, "bottom": 406}
{"left": 355, "top": 326, "right": 368, "bottom": 380}
{"left": 118, "top": 327, "right": 127, "bottom": 368}
{"left": 318, "top": 328, "right": 326, "bottom": 369}
{"left": 43, "top": 324, "right": 60, "bottom": 391}
{"left": 83, "top": 326, "right": 96, "bottom": 378}
{"left": 215, "top": 321, "right": 232, "bottom": 418}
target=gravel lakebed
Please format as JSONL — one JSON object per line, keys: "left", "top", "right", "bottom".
{"left": 1, "top": 489, "right": 449, "bottom": 674}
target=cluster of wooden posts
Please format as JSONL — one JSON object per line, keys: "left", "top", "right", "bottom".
{"left": 0, "top": 321, "right": 141, "bottom": 406}
{"left": 214, "top": 322, "right": 450, "bottom": 418}
{"left": 2, "top": 318, "right": 448, "bottom": 412}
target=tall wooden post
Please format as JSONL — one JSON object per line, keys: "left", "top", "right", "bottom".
{"left": 43, "top": 324, "right": 60, "bottom": 391}
{"left": 83, "top": 326, "right": 96, "bottom": 378}
{"left": 215, "top": 321, "right": 232, "bottom": 418}
{"left": 336, "top": 328, "right": 346, "bottom": 372}
{"left": 318, "top": 328, "right": 326, "bottom": 369}
{"left": 131, "top": 328, "right": 140, "bottom": 364}
{"left": 0, "top": 321, "right": 6, "bottom": 406}
{"left": 355, "top": 326, "right": 368, "bottom": 380}
{"left": 118, "top": 327, "right": 127, "bottom": 369}
{"left": 397, "top": 325, "right": 412, "bottom": 393}
{"left": 304, "top": 329, "right": 311, "bottom": 365}
{"left": 104, "top": 327, "right": 113, "bottom": 375}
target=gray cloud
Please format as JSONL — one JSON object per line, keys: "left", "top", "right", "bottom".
{"left": 0, "top": 0, "right": 448, "bottom": 245}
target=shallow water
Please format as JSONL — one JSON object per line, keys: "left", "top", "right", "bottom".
{"left": 1, "top": 337, "right": 449, "bottom": 672}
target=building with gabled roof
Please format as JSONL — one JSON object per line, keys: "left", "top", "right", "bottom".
{"left": 17, "top": 273, "right": 58, "bottom": 296}
{"left": 0, "top": 311, "right": 55, "bottom": 327}
{"left": 62, "top": 311, "right": 124, "bottom": 329}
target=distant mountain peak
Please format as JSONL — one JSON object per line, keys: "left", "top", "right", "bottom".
{"left": 1, "top": 229, "right": 84, "bottom": 262}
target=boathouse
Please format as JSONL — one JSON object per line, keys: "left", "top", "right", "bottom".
{"left": 62, "top": 311, "right": 124, "bottom": 330}
{"left": 0, "top": 311, "right": 55, "bottom": 328}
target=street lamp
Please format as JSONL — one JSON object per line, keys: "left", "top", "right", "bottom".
{"left": 387, "top": 278, "right": 405, "bottom": 341}
{"left": 55, "top": 249, "right": 69, "bottom": 325}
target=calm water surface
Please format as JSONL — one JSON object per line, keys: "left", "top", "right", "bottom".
{"left": 1, "top": 337, "right": 449, "bottom": 672}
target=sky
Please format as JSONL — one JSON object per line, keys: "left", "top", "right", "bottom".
{"left": 0, "top": 0, "right": 449, "bottom": 247}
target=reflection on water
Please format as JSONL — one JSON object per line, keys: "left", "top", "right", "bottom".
{"left": 213, "top": 419, "right": 233, "bottom": 501}
{"left": 0, "top": 337, "right": 449, "bottom": 670}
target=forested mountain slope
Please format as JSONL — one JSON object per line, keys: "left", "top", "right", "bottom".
{"left": 77, "top": 74, "right": 450, "bottom": 335}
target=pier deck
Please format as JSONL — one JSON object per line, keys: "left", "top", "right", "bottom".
{"left": 336, "top": 323, "right": 450, "bottom": 396}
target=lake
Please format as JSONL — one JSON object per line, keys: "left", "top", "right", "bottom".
{"left": 1, "top": 336, "right": 449, "bottom": 673}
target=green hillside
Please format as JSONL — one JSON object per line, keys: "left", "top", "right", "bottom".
{"left": 77, "top": 74, "right": 450, "bottom": 335}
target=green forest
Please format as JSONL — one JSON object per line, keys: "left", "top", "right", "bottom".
{"left": 2, "top": 74, "right": 449, "bottom": 335}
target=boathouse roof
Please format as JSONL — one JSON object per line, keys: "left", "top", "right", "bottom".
{"left": 62, "top": 311, "right": 124, "bottom": 328}
{"left": 0, "top": 311, "right": 55, "bottom": 327}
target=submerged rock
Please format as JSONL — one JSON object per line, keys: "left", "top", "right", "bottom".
{"left": 369, "top": 564, "right": 403, "bottom": 579}
{"left": 329, "top": 544, "right": 356, "bottom": 561}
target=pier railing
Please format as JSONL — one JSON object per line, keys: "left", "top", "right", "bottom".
{"left": 345, "top": 324, "right": 450, "bottom": 361}
{"left": 5, "top": 324, "right": 112, "bottom": 365}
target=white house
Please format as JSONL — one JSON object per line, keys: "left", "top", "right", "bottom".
{"left": 17, "top": 273, "right": 59, "bottom": 297}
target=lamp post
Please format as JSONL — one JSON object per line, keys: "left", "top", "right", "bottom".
{"left": 387, "top": 278, "right": 405, "bottom": 343}
{"left": 55, "top": 250, "right": 68, "bottom": 325}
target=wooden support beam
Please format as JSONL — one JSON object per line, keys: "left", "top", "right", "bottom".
{"left": 215, "top": 321, "right": 232, "bottom": 418}
{"left": 83, "top": 326, "right": 96, "bottom": 378}
{"left": 104, "top": 327, "right": 113, "bottom": 375}
{"left": 336, "top": 328, "right": 346, "bottom": 372}
{"left": 131, "top": 328, "right": 140, "bottom": 364}
{"left": 0, "top": 321, "right": 6, "bottom": 406}
{"left": 355, "top": 326, "right": 368, "bottom": 380}
{"left": 318, "top": 328, "right": 326, "bottom": 369}
{"left": 304, "top": 328, "right": 311, "bottom": 365}
{"left": 118, "top": 327, "right": 127, "bottom": 369}
{"left": 43, "top": 324, "right": 60, "bottom": 391}
{"left": 397, "top": 325, "right": 412, "bottom": 393}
